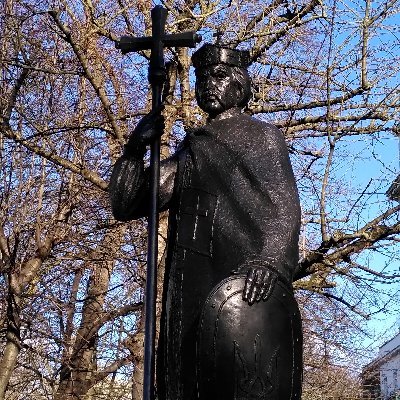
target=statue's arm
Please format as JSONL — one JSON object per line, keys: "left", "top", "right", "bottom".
{"left": 109, "top": 108, "right": 178, "bottom": 221}
{"left": 109, "top": 146, "right": 177, "bottom": 222}
{"left": 237, "top": 124, "right": 301, "bottom": 304}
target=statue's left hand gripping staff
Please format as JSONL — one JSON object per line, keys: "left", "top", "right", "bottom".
{"left": 114, "top": 7, "right": 201, "bottom": 400}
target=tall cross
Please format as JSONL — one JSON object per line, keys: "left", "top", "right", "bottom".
{"left": 115, "top": 7, "right": 201, "bottom": 400}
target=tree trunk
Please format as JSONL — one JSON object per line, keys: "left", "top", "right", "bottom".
{"left": 55, "top": 334, "right": 98, "bottom": 400}
{"left": 0, "top": 339, "right": 19, "bottom": 400}
{"left": 55, "top": 261, "right": 109, "bottom": 400}
{"left": 131, "top": 329, "right": 145, "bottom": 400}
{"left": 55, "top": 225, "right": 125, "bottom": 400}
{"left": 0, "top": 275, "right": 21, "bottom": 400}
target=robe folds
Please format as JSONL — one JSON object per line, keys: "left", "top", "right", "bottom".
{"left": 109, "top": 111, "right": 303, "bottom": 400}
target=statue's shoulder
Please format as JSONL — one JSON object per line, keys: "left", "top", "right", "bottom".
{"left": 239, "top": 114, "right": 285, "bottom": 146}
{"left": 242, "top": 113, "right": 281, "bottom": 132}
{"left": 176, "top": 126, "right": 204, "bottom": 150}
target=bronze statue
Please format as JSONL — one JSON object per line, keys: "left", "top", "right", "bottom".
{"left": 109, "top": 44, "right": 303, "bottom": 400}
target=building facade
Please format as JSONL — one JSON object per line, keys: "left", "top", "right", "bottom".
{"left": 363, "top": 332, "right": 400, "bottom": 399}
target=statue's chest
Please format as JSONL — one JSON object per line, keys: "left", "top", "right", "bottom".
{"left": 174, "top": 136, "right": 239, "bottom": 257}
{"left": 186, "top": 135, "right": 239, "bottom": 191}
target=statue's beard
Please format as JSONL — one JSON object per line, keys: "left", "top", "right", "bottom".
{"left": 199, "top": 92, "right": 230, "bottom": 115}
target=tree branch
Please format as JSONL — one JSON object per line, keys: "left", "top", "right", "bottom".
{"left": 48, "top": 10, "right": 123, "bottom": 143}
{"left": 0, "top": 123, "right": 107, "bottom": 190}
{"left": 296, "top": 206, "right": 400, "bottom": 279}
{"left": 251, "top": 0, "right": 322, "bottom": 62}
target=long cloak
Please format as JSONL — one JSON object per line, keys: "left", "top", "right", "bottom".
{"left": 109, "top": 111, "right": 302, "bottom": 400}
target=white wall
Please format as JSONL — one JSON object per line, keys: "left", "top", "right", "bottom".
{"left": 379, "top": 333, "right": 400, "bottom": 399}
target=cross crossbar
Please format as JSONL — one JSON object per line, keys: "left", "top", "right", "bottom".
{"left": 116, "top": 32, "right": 202, "bottom": 54}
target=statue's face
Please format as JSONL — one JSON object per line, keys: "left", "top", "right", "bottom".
{"left": 195, "top": 64, "right": 241, "bottom": 117}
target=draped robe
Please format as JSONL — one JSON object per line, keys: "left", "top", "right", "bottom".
{"left": 109, "top": 110, "right": 303, "bottom": 400}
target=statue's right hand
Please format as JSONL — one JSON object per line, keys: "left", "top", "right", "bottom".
{"left": 125, "top": 106, "right": 165, "bottom": 152}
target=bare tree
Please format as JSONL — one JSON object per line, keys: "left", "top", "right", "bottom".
{"left": 0, "top": 0, "right": 399, "bottom": 399}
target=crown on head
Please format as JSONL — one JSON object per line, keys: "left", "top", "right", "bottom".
{"left": 192, "top": 44, "right": 250, "bottom": 69}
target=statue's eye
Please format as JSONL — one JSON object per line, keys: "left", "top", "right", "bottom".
{"left": 214, "top": 72, "right": 227, "bottom": 79}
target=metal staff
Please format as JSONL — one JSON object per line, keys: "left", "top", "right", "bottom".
{"left": 115, "top": 6, "right": 201, "bottom": 400}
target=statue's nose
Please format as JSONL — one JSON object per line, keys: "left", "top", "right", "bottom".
{"left": 205, "top": 76, "right": 217, "bottom": 90}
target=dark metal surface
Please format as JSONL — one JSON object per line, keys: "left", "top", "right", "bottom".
{"left": 192, "top": 44, "right": 250, "bottom": 68}
{"left": 116, "top": 32, "right": 202, "bottom": 54}
{"left": 114, "top": 7, "right": 201, "bottom": 400}
{"left": 197, "top": 276, "right": 302, "bottom": 400}
{"left": 109, "top": 43, "right": 303, "bottom": 400}
{"left": 156, "top": 110, "right": 302, "bottom": 400}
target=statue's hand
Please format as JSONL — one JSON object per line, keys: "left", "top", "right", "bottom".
{"left": 242, "top": 265, "right": 277, "bottom": 306}
{"left": 125, "top": 107, "right": 165, "bottom": 154}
